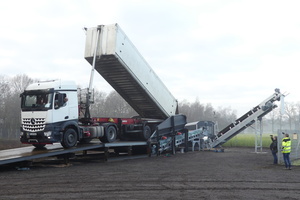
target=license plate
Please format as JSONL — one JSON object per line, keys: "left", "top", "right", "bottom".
{"left": 29, "top": 132, "right": 37, "bottom": 136}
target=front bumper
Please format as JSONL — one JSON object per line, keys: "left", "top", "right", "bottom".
{"left": 20, "top": 130, "right": 62, "bottom": 144}
{"left": 21, "top": 131, "right": 52, "bottom": 144}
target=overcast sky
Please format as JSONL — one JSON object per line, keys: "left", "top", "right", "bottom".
{"left": 1, "top": 0, "right": 299, "bottom": 116}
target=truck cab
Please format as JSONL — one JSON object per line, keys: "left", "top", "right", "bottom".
{"left": 20, "top": 80, "right": 80, "bottom": 148}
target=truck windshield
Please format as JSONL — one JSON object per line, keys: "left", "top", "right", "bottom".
{"left": 21, "top": 93, "right": 53, "bottom": 111}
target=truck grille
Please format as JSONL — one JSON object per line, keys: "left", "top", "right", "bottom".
{"left": 22, "top": 118, "right": 46, "bottom": 132}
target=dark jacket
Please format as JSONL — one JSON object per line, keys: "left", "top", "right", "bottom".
{"left": 270, "top": 137, "right": 278, "bottom": 153}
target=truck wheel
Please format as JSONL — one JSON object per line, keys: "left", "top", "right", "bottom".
{"left": 141, "top": 125, "right": 151, "bottom": 140}
{"left": 100, "top": 126, "right": 117, "bottom": 143}
{"left": 33, "top": 144, "right": 46, "bottom": 149}
{"left": 61, "top": 129, "right": 78, "bottom": 148}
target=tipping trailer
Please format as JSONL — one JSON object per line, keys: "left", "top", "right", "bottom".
{"left": 20, "top": 24, "right": 186, "bottom": 149}
{"left": 84, "top": 24, "right": 178, "bottom": 119}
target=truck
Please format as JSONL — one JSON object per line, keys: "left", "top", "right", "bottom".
{"left": 20, "top": 24, "right": 186, "bottom": 149}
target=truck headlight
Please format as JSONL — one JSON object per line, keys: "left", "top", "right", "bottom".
{"left": 44, "top": 131, "right": 52, "bottom": 137}
{"left": 20, "top": 132, "right": 24, "bottom": 136}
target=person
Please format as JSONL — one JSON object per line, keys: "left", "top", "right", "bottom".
{"left": 37, "top": 98, "right": 46, "bottom": 107}
{"left": 269, "top": 135, "right": 278, "bottom": 164}
{"left": 63, "top": 97, "right": 68, "bottom": 106}
{"left": 281, "top": 133, "right": 292, "bottom": 170}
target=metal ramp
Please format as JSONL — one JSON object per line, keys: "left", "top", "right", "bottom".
{"left": 210, "top": 89, "right": 284, "bottom": 148}
{"left": 0, "top": 142, "right": 149, "bottom": 166}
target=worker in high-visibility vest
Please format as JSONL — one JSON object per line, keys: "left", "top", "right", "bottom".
{"left": 281, "top": 133, "right": 292, "bottom": 170}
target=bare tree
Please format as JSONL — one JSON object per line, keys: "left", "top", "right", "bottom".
{"left": 178, "top": 98, "right": 237, "bottom": 129}
{"left": 179, "top": 98, "right": 206, "bottom": 122}
{"left": 0, "top": 75, "right": 11, "bottom": 138}
{"left": 203, "top": 103, "right": 215, "bottom": 121}
{"left": 268, "top": 109, "right": 280, "bottom": 133}
{"left": 284, "top": 102, "right": 296, "bottom": 130}
{"left": 178, "top": 100, "right": 192, "bottom": 121}
{"left": 103, "top": 91, "right": 137, "bottom": 118}
{"left": 11, "top": 74, "right": 35, "bottom": 93}
{"left": 294, "top": 102, "right": 300, "bottom": 130}
{"left": 90, "top": 90, "right": 107, "bottom": 117}
{"left": 0, "top": 74, "right": 37, "bottom": 139}
{"left": 0, "top": 75, "right": 10, "bottom": 98}
{"left": 190, "top": 98, "right": 205, "bottom": 121}
{"left": 214, "top": 106, "right": 237, "bottom": 130}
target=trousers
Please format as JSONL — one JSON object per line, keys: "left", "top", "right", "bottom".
{"left": 283, "top": 153, "right": 291, "bottom": 169}
{"left": 271, "top": 150, "right": 278, "bottom": 164}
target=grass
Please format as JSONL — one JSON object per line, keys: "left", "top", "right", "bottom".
{"left": 222, "top": 133, "right": 273, "bottom": 148}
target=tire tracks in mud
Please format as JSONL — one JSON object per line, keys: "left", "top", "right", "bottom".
{"left": 1, "top": 179, "right": 300, "bottom": 196}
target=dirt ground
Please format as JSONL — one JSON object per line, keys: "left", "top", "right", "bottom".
{"left": 1, "top": 143, "right": 300, "bottom": 200}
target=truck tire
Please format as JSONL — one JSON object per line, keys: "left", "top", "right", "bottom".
{"left": 61, "top": 128, "right": 78, "bottom": 148}
{"left": 100, "top": 126, "right": 117, "bottom": 143}
{"left": 141, "top": 125, "right": 151, "bottom": 140}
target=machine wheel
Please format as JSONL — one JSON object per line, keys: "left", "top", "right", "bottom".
{"left": 32, "top": 144, "right": 46, "bottom": 149}
{"left": 141, "top": 125, "right": 151, "bottom": 140}
{"left": 61, "top": 128, "right": 78, "bottom": 148}
{"left": 100, "top": 126, "right": 117, "bottom": 143}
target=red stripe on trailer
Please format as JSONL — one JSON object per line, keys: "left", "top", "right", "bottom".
{"left": 92, "top": 117, "right": 140, "bottom": 124}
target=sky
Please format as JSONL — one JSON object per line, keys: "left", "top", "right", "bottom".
{"left": 1, "top": 0, "right": 300, "bottom": 117}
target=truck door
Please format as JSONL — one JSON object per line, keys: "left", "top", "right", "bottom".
{"left": 52, "top": 93, "right": 70, "bottom": 123}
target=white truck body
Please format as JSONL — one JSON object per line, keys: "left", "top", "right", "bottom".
{"left": 84, "top": 24, "right": 178, "bottom": 119}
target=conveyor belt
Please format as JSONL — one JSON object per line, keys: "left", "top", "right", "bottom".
{"left": 211, "top": 89, "right": 283, "bottom": 148}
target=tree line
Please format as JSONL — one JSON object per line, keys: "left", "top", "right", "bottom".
{"left": 0, "top": 74, "right": 298, "bottom": 139}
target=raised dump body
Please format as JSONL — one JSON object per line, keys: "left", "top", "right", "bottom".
{"left": 84, "top": 24, "right": 178, "bottom": 119}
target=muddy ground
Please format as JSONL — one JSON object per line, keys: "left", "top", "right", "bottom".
{"left": 1, "top": 142, "right": 300, "bottom": 200}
